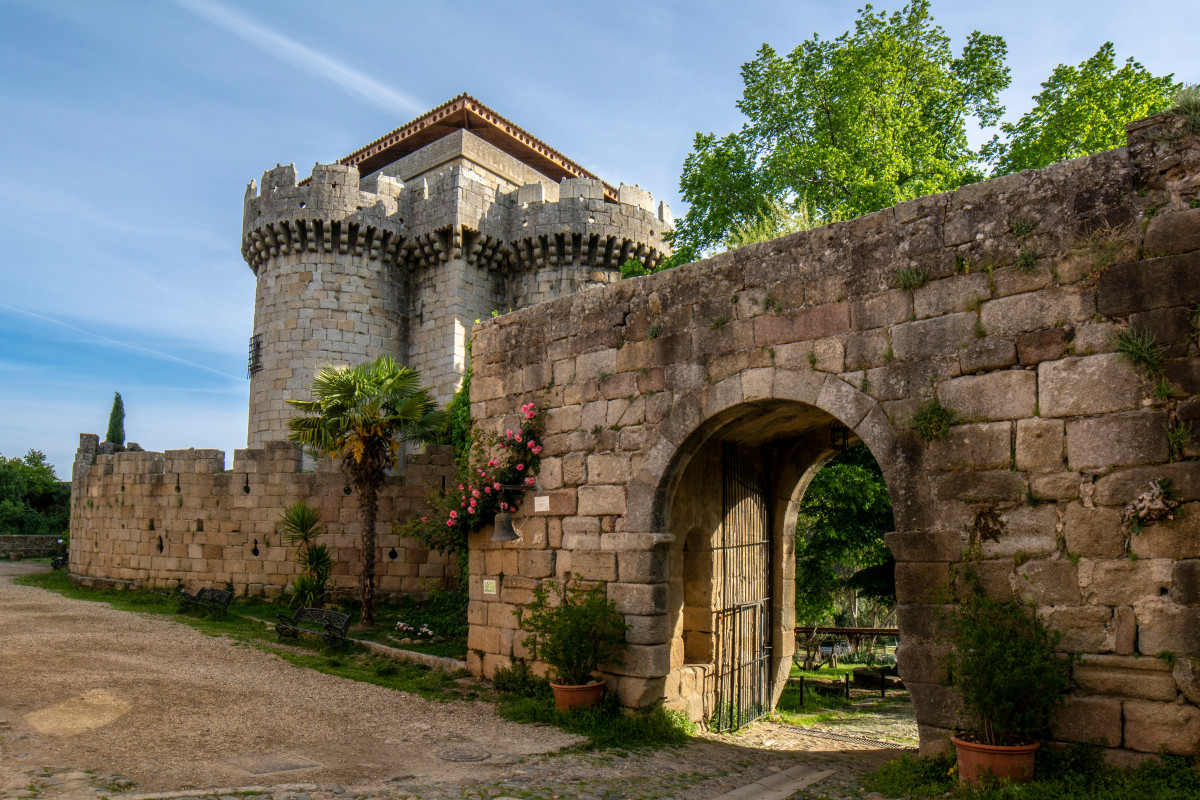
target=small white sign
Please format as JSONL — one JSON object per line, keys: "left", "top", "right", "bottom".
{"left": 534, "top": 494, "right": 550, "bottom": 512}
{"left": 482, "top": 579, "right": 497, "bottom": 595}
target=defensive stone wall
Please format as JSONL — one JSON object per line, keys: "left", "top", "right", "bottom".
{"left": 68, "top": 433, "right": 456, "bottom": 596}
{"left": 0, "top": 536, "right": 64, "bottom": 558}
{"left": 466, "top": 112, "right": 1200, "bottom": 758}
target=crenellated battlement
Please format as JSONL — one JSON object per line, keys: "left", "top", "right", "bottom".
{"left": 507, "top": 178, "right": 672, "bottom": 272}
{"left": 241, "top": 161, "right": 672, "bottom": 276}
{"left": 241, "top": 100, "right": 673, "bottom": 439}
{"left": 241, "top": 162, "right": 407, "bottom": 273}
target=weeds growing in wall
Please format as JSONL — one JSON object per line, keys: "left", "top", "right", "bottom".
{"left": 1113, "top": 326, "right": 1166, "bottom": 375}
{"left": 913, "top": 401, "right": 958, "bottom": 441}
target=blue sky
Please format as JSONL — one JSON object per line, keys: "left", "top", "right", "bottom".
{"left": 2, "top": 0, "right": 1198, "bottom": 478}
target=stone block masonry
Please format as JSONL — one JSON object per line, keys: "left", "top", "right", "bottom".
{"left": 242, "top": 125, "right": 671, "bottom": 444}
{"left": 68, "top": 434, "right": 456, "bottom": 597}
{"left": 0, "top": 536, "right": 64, "bottom": 557}
{"left": 467, "top": 112, "right": 1200, "bottom": 759}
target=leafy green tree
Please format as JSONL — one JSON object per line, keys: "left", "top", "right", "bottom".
{"left": 795, "top": 443, "right": 895, "bottom": 627}
{"left": 670, "top": 0, "right": 1009, "bottom": 259}
{"left": 0, "top": 450, "right": 70, "bottom": 536}
{"left": 105, "top": 392, "right": 125, "bottom": 446}
{"left": 287, "top": 356, "right": 444, "bottom": 626}
{"left": 985, "top": 43, "right": 1178, "bottom": 174}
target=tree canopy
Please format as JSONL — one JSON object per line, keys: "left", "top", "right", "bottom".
{"left": 662, "top": 4, "right": 1178, "bottom": 267}
{"left": 0, "top": 449, "right": 70, "bottom": 536}
{"left": 669, "top": 0, "right": 1009, "bottom": 262}
{"left": 984, "top": 42, "right": 1178, "bottom": 174}
{"left": 794, "top": 443, "right": 895, "bottom": 627}
{"left": 105, "top": 392, "right": 125, "bottom": 446}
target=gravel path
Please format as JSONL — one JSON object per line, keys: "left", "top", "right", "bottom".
{"left": 0, "top": 564, "right": 905, "bottom": 800}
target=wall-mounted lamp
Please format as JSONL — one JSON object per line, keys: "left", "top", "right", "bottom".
{"left": 830, "top": 421, "right": 850, "bottom": 450}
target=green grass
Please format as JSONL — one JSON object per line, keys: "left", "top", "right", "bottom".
{"left": 1009, "top": 219, "right": 1038, "bottom": 239}
{"left": 775, "top": 682, "right": 856, "bottom": 715}
{"left": 1113, "top": 326, "right": 1166, "bottom": 375}
{"left": 490, "top": 660, "right": 695, "bottom": 751}
{"left": 896, "top": 267, "right": 930, "bottom": 292}
{"left": 861, "top": 746, "right": 1200, "bottom": 800}
{"left": 497, "top": 691, "right": 694, "bottom": 751}
{"left": 1015, "top": 246, "right": 1042, "bottom": 273}
{"left": 1170, "top": 84, "right": 1200, "bottom": 133}
{"left": 789, "top": 663, "right": 858, "bottom": 679}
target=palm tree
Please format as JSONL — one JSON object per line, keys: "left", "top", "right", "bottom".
{"left": 286, "top": 356, "right": 444, "bottom": 626}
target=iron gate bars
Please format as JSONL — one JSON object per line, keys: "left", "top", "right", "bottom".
{"left": 712, "top": 442, "right": 772, "bottom": 731}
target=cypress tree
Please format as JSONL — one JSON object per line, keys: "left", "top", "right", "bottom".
{"left": 105, "top": 392, "right": 125, "bottom": 445}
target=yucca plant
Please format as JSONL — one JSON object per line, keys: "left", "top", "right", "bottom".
{"left": 287, "top": 356, "right": 444, "bottom": 626}
{"left": 280, "top": 501, "right": 333, "bottom": 608}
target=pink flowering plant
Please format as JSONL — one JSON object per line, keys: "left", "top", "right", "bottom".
{"left": 401, "top": 402, "right": 545, "bottom": 554}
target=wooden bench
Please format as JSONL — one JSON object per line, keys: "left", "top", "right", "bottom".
{"left": 276, "top": 607, "right": 351, "bottom": 647}
{"left": 179, "top": 586, "right": 233, "bottom": 616}
{"left": 51, "top": 552, "right": 68, "bottom": 571}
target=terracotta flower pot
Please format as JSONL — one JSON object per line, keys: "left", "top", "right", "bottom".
{"left": 952, "top": 736, "right": 1039, "bottom": 785}
{"left": 550, "top": 680, "right": 606, "bottom": 712}
{"left": 8, "top": 552, "right": 22, "bottom": 562}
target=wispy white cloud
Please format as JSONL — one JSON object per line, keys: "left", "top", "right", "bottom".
{"left": 0, "top": 303, "right": 243, "bottom": 382}
{"left": 173, "top": 0, "right": 425, "bottom": 116}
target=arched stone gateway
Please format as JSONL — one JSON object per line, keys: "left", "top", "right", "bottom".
{"left": 650, "top": 387, "right": 905, "bottom": 729}
{"left": 467, "top": 113, "right": 1200, "bottom": 759}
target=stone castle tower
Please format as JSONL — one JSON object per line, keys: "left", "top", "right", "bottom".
{"left": 241, "top": 95, "right": 672, "bottom": 444}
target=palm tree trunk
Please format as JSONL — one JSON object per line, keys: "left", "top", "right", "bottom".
{"left": 358, "top": 480, "right": 379, "bottom": 627}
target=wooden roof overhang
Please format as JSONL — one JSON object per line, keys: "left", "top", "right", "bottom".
{"left": 315, "top": 94, "right": 618, "bottom": 202}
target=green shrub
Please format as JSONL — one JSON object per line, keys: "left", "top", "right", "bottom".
{"left": 913, "top": 401, "right": 958, "bottom": 441}
{"left": 1009, "top": 219, "right": 1038, "bottom": 238}
{"left": 447, "top": 363, "right": 472, "bottom": 463}
{"left": 896, "top": 267, "right": 930, "bottom": 292}
{"left": 620, "top": 258, "right": 649, "bottom": 279}
{"left": 943, "top": 576, "right": 1074, "bottom": 745}
{"left": 492, "top": 659, "right": 551, "bottom": 698}
{"left": 515, "top": 582, "right": 628, "bottom": 686}
{"left": 1170, "top": 84, "right": 1200, "bottom": 133}
{"left": 1015, "top": 246, "right": 1042, "bottom": 273}
{"left": 279, "top": 502, "right": 333, "bottom": 608}
{"left": 862, "top": 745, "right": 1200, "bottom": 799}
{"left": 497, "top": 692, "right": 693, "bottom": 750}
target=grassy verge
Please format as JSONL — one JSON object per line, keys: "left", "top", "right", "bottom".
{"left": 489, "top": 660, "right": 695, "bottom": 751}
{"left": 335, "top": 588, "right": 469, "bottom": 660}
{"left": 861, "top": 746, "right": 1200, "bottom": 800}
{"left": 771, "top": 679, "right": 860, "bottom": 727}
{"left": 789, "top": 663, "right": 859, "bottom": 679}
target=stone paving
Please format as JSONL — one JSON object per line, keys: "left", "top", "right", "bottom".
{"left": 1, "top": 739, "right": 893, "bottom": 800}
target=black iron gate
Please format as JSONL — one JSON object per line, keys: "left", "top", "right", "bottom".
{"left": 712, "top": 442, "right": 772, "bottom": 731}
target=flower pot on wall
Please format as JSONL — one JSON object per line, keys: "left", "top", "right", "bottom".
{"left": 952, "top": 737, "right": 1039, "bottom": 785}
{"left": 550, "top": 680, "right": 606, "bottom": 712}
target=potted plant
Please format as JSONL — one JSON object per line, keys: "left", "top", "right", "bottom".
{"left": 8, "top": 549, "right": 22, "bottom": 562}
{"left": 515, "top": 581, "right": 629, "bottom": 711}
{"left": 943, "top": 580, "right": 1074, "bottom": 785}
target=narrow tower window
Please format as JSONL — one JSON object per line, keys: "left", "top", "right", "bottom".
{"left": 247, "top": 334, "right": 263, "bottom": 377}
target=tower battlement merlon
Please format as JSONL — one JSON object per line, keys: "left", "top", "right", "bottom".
{"left": 241, "top": 162, "right": 408, "bottom": 274}
{"left": 505, "top": 177, "right": 673, "bottom": 272}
